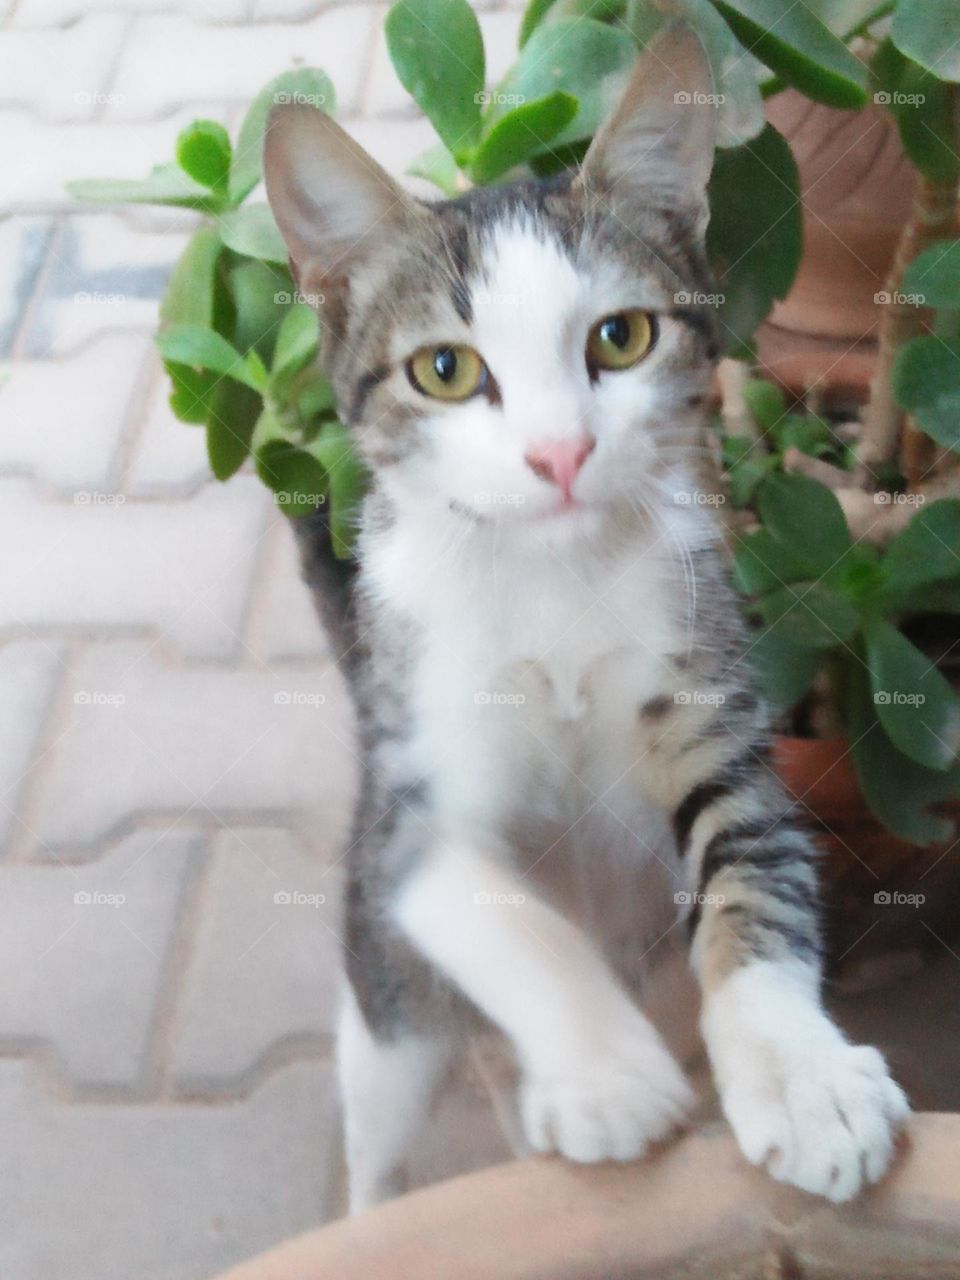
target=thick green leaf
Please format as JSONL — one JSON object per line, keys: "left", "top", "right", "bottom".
{"left": 217, "top": 204, "right": 287, "bottom": 264}
{"left": 519, "top": 0, "right": 560, "bottom": 46}
{"left": 406, "top": 142, "right": 461, "bottom": 195}
{"left": 386, "top": 0, "right": 484, "bottom": 160}
{"left": 228, "top": 258, "right": 291, "bottom": 364}
{"left": 706, "top": 125, "right": 802, "bottom": 350}
{"left": 159, "top": 226, "right": 222, "bottom": 328}
{"left": 891, "top": 335, "right": 960, "bottom": 450}
{"left": 902, "top": 239, "right": 960, "bottom": 309}
{"left": 307, "top": 421, "right": 368, "bottom": 557}
{"left": 270, "top": 303, "right": 319, "bottom": 389}
{"left": 256, "top": 435, "right": 329, "bottom": 518}
{"left": 175, "top": 120, "right": 231, "bottom": 192}
{"left": 757, "top": 473, "right": 852, "bottom": 578}
{"left": 206, "top": 379, "right": 261, "bottom": 480}
{"left": 470, "top": 92, "right": 578, "bottom": 182}
{"left": 891, "top": 0, "right": 960, "bottom": 83}
{"left": 865, "top": 619, "right": 960, "bottom": 770}
{"left": 847, "top": 660, "right": 960, "bottom": 846}
{"left": 872, "top": 40, "right": 960, "bottom": 184}
{"left": 230, "top": 68, "right": 335, "bottom": 205}
{"left": 67, "top": 163, "right": 217, "bottom": 211}
{"left": 743, "top": 378, "right": 786, "bottom": 433}
{"left": 761, "top": 582, "right": 860, "bottom": 648}
{"left": 880, "top": 500, "right": 960, "bottom": 597}
{"left": 155, "top": 325, "right": 265, "bottom": 391}
{"left": 732, "top": 527, "right": 808, "bottom": 594}
{"left": 165, "top": 363, "right": 219, "bottom": 425}
{"left": 745, "top": 623, "right": 824, "bottom": 710}
{"left": 489, "top": 19, "right": 635, "bottom": 150}
{"left": 712, "top": 0, "right": 868, "bottom": 108}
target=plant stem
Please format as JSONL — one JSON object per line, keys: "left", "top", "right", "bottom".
{"left": 858, "top": 174, "right": 959, "bottom": 476}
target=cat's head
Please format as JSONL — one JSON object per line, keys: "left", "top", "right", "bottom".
{"left": 265, "top": 24, "right": 719, "bottom": 546}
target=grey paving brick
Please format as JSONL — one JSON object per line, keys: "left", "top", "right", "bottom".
{"left": 0, "top": 1058, "right": 340, "bottom": 1280}
{"left": 0, "top": 828, "right": 200, "bottom": 1088}
{"left": 0, "top": 639, "right": 64, "bottom": 855}
{"left": 0, "top": 216, "right": 56, "bottom": 357}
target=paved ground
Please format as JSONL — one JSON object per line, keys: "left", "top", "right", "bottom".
{"left": 0, "top": 2, "right": 522, "bottom": 1275}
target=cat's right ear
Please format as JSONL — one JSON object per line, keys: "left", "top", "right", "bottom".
{"left": 264, "top": 106, "right": 417, "bottom": 293}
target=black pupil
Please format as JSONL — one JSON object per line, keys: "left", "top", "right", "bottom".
{"left": 433, "top": 348, "right": 458, "bottom": 381}
{"left": 600, "top": 315, "right": 630, "bottom": 349}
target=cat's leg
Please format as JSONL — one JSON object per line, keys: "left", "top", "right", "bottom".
{"left": 392, "top": 841, "right": 694, "bottom": 1164}
{"left": 636, "top": 664, "right": 909, "bottom": 1201}
{"left": 337, "top": 984, "right": 452, "bottom": 1213}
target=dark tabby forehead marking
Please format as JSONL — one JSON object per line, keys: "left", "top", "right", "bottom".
{"left": 639, "top": 694, "right": 674, "bottom": 721}
{"left": 349, "top": 364, "right": 389, "bottom": 424}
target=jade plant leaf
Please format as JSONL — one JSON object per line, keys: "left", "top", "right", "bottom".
{"left": 470, "top": 91, "right": 578, "bottom": 182}
{"left": 847, "top": 661, "right": 960, "bottom": 847}
{"left": 217, "top": 204, "right": 288, "bottom": 264}
{"left": 902, "top": 239, "right": 960, "bottom": 309}
{"left": 156, "top": 325, "right": 267, "bottom": 391}
{"left": 865, "top": 619, "right": 960, "bottom": 772}
{"left": 757, "top": 473, "right": 852, "bottom": 579}
{"left": 712, "top": 0, "right": 868, "bottom": 108}
{"left": 871, "top": 39, "right": 960, "bottom": 185}
{"left": 891, "top": 0, "right": 960, "bottom": 83}
{"left": 880, "top": 500, "right": 960, "bottom": 599}
{"left": 270, "top": 304, "right": 319, "bottom": 387}
{"left": 175, "top": 120, "right": 232, "bottom": 192}
{"left": 706, "top": 125, "right": 802, "bottom": 351}
{"left": 67, "top": 162, "right": 218, "bottom": 211}
{"left": 230, "top": 68, "right": 336, "bottom": 205}
{"left": 760, "top": 582, "right": 860, "bottom": 649}
{"left": 307, "top": 421, "right": 368, "bottom": 558}
{"left": 206, "top": 379, "right": 261, "bottom": 480}
{"left": 159, "top": 226, "right": 223, "bottom": 329}
{"left": 732, "top": 527, "right": 808, "bottom": 595}
{"left": 406, "top": 142, "right": 461, "bottom": 195}
{"left": 891, "top": 336, "right": 960, "bottom": 451}
{"left": 488, "top": 18, "right": 635, "bottom": 151}
{"left": 745, "top": 624, "right": 824, "bottom": 710}
{"left": 386, "top": 0, "right": 485, "bottom": 162}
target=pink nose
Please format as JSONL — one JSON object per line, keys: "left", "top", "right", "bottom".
{"left": 524, "top": 437, "right": 596, "bottom": 499}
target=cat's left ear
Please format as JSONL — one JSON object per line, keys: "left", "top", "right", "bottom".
{"left": 576, "top": 22, "right": 716, "bottom": 234}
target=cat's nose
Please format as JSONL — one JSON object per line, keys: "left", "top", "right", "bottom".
{"left": 524, "top": 437, "right": 596, "bottom": 499}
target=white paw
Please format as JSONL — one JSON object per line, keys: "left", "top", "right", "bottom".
{"left": 706, "top": 969, "right": 910, "bottom": 1202}
{"left": 519, "top": 1020, "right": 694, "bottom": 1164}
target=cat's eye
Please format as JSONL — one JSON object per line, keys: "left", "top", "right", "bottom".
{"left": 586, "top": 309, "right": 656, "bottom": 373}
{"left": 407, "top": 344, "right": 486, "bottom": 401}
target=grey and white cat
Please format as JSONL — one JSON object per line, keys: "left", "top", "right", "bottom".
{"left": 265, "top": 25, "right": 908, "bottom": 1214}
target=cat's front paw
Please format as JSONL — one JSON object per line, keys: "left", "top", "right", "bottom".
{"left": 707, "top": 976, "right": 910, "bottom": 1203}
{"left": 519, "top": 1020, "right": 694, "bottom": 1163}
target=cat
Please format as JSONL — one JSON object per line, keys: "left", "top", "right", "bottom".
{"left": 264, "top": 23, "right": 909, "bottom": 1214}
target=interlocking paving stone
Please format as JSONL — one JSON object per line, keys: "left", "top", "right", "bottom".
{"left": 247, "top": 517, "right": 332, "bottom": 663}
{"left": 0, "top": 829, "right": 200, "bottom": 1087}
{"left": 33, "top": 638, "right": 356, "bottom": 850}
{"left": 173, "top": 826, "right": 344, "bottom": 1090}
{"left": 0, "top": 475, "right": 270, "bottom": 660}
{"left": 0, "top": 14, "right": 128, "bottom": 121}
{"left": 0, "top": 639, "right": 64, "bottom": 855}
{"left": 20, "top": 213, "right": 188, "bottom": 358}
{"left": 0, "top": 216, "right": 56, "bottom": 358}
{"left": 0, "top": 1058, "right": 340, "bottom": 1280}
{"left": 14, "top": 0, "right": 252, "bottom": 22}
{"left": 0, "top": 333, "right": 148, "bottom": 491}
{"left": 111, "top": 7, "right": 379, "bottom": 121}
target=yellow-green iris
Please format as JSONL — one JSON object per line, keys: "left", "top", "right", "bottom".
{"left": 586, "top": 309, "right": 655, "bottom": 372}
{"left": 407, "top": 344, "right": 485, "bottom": 401}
